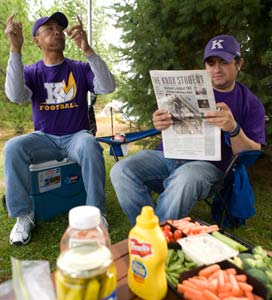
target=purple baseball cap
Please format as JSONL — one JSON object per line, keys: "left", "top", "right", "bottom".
{"left": 203, "top": 34, "right": 241, "bottom": 63}
{"left": 32, "top": 12, "right": 68, "bottom": 36}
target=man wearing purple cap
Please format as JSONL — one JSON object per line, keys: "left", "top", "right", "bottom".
{"left": 110, "top": 34, "right": 266, "bottom": 226}
{"left": 4, "top": 12, "right": 115, "bottom": 245}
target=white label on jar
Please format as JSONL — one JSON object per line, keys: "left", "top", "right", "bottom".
{"left": 69, "top": 238, "right": 100, "bottom": 248}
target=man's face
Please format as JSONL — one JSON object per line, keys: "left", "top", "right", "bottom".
{"left": 205, "top": 56, "right": 243, "bottom": 92}
{"left": 34, "top": 20, "right": 65, "bottom": 52}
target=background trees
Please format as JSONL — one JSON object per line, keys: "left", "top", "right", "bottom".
{"left": 112, "top": 0, "right": 272, "bottom": 145}
{"left": 0, "top": 0, "right": 271, "bottom": 146}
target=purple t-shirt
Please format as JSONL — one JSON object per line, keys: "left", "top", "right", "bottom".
{"left": 24, "top": 58, "right": 94, "bottom": 135}
{"left": 158, "top": 82, "right": 266, "bottom": 171}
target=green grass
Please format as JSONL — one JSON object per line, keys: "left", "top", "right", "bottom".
{"left": 0, "top": 137, "right": 271, "bottom": 283}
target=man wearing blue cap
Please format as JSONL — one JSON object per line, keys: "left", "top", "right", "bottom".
{"left": 4, "top": 12, "right": 116, "bottom": 245}
{"left": 110, "top": 34, "right": 266, "bottom": 226}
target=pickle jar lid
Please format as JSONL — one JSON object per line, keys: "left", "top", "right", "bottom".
{"left": 57, "top": 245, "right": 112, "bottom": 278}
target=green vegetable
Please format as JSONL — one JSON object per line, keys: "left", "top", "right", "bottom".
{"left": 246, "top": 268, "right": 269, "bottom": 285}
{"left": 177, "top": 250, "right": 184, "bottom": 264}
{"left": 243, "top": 258, "right": 257, "bottom": 270}
{"left": 239, "top": 253, "right": 254, "bottom": 260}
{"left": 252, "top": 246, "right": 268, "bottom": 258}
{"left": 266, "top": 284, "right": 272, "bottom": 300}
{"left": 265, "top": 270, "right": 272, "bottom": 282}
{"left": 211, "top": 231, "right": 248, "bottom": 252}
{"left": 165, "top": 248, "right": 197, "bottom": 288}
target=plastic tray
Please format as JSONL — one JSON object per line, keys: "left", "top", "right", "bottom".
{"left": 177, "top": 233, "right": 238, "bottom": 266}
{"left": 178, "top": 260, "right": 267, "bottom": 300}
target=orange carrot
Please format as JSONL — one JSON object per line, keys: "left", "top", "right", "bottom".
{"left": 188, "top": 277, "right": 209, "bottom": 289}
{"left": 223, "top": 297, "right": 249, "bottom": 300}
{"left": 245, "top": 290, "right": 254, "bottom": 300}
{"left": 209, "top": 278, "right": 218, "bottom": 292}
{"left": 217, "top": 291, "right": 238, "bottom": 299}
{"left": 202, "top": 289, "right": 220, "bottom": 300}
{"left": 177, "top": 283, "right": 202, "bottom": 297}
{"left": 199, "top": 264, "right": 220, "bottom": 278}
{"left": 225, "top": 268, "right": 237, "bottom": 275}
{"left": 235, "top": 274, "right": 247, "bottom": 282}
{"left": 228, "top": 273, "right": 240, "bottom": 295}
{"left": 182, "top": 279, "right": 198, "bottom": 289}
{"left": 224, "top": 282, "right": 233, "bottom": 292}
{"left": 238, "top": 282, "right": 253, "bottom": 292}
{"left": 208, "top": 269, "right": 221, "bottom": 281}
{"left": 217, "top": 269, "right": 225, "bottom": 291}
{"left": 203, "top": 225, "right": 220, "bottom": 233}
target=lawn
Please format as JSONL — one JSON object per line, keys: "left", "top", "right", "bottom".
{"left": 0, "top": 117, "right": 271, "bottom": 283}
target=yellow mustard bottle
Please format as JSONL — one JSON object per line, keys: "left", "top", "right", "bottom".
{"left": 128, "top": 206, "right": 168, "bottom": 300}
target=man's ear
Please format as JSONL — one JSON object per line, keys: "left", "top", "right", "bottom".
{"left": 33, "top": 36, "right": 41, "bottom": 48}
{"left": 238, "top": 58, "right": 244, "bottom": 71}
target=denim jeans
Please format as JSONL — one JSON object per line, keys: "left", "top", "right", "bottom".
{"left": 4, "top": 130, "right": 105, "bottom": 217}
{"left": 110, "top": 149, "right": 224, "bottom": 225}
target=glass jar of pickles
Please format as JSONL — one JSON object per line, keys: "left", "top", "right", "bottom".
{"left": 55, "top": 245, "right": 117, "bottom": 300}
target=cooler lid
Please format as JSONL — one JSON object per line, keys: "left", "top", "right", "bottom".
{"left": 29, "top": 158, "right": 76, "bottom": 171}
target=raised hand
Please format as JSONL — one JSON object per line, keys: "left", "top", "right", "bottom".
{"left": 65, "top": 16, "right": 93, "bottom": 56}
{"left": 5, "top": 15, "right": 24, "bottom": 53}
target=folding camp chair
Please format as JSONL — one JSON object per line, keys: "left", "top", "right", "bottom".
{"left": 96, "top": 128, "right": 160, "bottom": 161}
{"left": 204, "top": 149, "right": 264, "bottom": 228}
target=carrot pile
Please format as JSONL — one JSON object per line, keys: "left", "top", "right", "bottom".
{"left": 168, "top": 217, "right": 219, "bottom": 236}
{"left": 177, "top": 264, "right": 264, "bottom": 300}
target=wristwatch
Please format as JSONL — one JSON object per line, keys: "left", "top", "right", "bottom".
{"left": 229, "top": 123, "right": 241, "bottom": 137}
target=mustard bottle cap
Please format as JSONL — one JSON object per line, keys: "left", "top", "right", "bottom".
{"left": 136, "top": 206, "right": 158, "bottom": 228}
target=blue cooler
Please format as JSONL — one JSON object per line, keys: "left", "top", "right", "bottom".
{"left": 29, "top": 159, "right": 86, "bottom": 221}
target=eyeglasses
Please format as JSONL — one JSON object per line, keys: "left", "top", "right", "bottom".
{"left": 36, "top": 24, "right": 65, "bottom": 36}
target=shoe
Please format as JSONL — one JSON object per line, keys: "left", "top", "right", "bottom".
{"left": 10, "top": 212, "right": 35, "bottom": 245}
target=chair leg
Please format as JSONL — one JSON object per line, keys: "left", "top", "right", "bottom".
{"left": 110, "top": 145, "right": 119, "bottom": 162}
{"left": 217, "top": 193, "right": 237, "bottom": 228}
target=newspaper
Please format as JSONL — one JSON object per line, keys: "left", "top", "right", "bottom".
{"left": 150, "top": 70, "right": 221, "bottom": 161}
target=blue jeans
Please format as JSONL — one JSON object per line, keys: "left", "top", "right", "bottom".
{"left": 110, "top": 150, "right": 224, "bottom": 225}
{"left": 4, "top": 130, "right": 105, "bottom": 217}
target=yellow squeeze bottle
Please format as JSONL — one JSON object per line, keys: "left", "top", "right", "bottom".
{"left": 128, "top": 206, "right": 168, "bottom": 300}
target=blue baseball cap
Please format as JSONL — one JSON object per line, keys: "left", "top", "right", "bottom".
{"left": 203, "top": 34, "right": 241, "bottom": 63}
{"left": 32, "top": 12, "right": 68, "bottom": 36}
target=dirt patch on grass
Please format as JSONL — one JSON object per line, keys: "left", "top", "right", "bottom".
{"left": 96, "top": 115, "right": 139, "bottom": 137}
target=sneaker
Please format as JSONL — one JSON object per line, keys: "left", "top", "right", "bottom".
{"left": 10, "top": 212, "right": 35, "bottom": 245}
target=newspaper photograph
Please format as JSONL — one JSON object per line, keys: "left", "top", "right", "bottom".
{"left": 150, "top": 70, "right": 221, "bottom": 161}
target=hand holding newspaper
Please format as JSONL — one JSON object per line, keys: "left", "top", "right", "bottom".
{"left": 150, "top": 70, "right": 221, "bottom": 161}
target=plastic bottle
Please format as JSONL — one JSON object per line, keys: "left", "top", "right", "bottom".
{"left": 60, "top": 205, "right": 111, "bottom": 252}
{"left": 127, "top": 206, "right": 168, "bottom": 300}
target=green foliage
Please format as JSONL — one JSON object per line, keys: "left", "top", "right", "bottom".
{"left": 0, "top": 0, "right": 35, "bottom": 133}
{"left": 113, "top": 0, "right": 272, "bottom": 145}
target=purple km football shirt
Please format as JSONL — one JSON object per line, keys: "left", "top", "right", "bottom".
{"left": 24, "top": 58, "right": 94, "bottom": 136}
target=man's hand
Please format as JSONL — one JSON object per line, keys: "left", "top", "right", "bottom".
{"left": 65, "top": 16, "right": 94, "bottom": 56}
{"left": 152, "top": 109, "right": 173, "bottom": 131}
{"left": 204, "top": 102, "right": 236, "bottom": 132}
{"left": 5, "top": 15, "right": 24, "bottom": 53}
